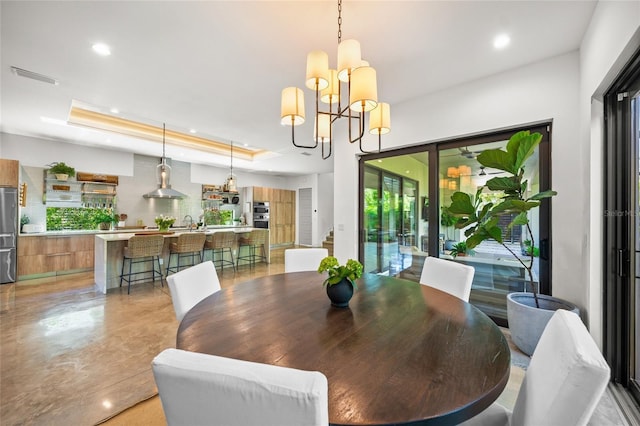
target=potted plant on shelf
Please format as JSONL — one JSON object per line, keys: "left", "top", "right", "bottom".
{"left": 317, "top": 256, "right": 363, "bottom": 308}
{"left": 47, "top": 162, "right": 76, "bottom": 181}
{"left": 449, "top": 241, "right": 475, "bottom": 258}
{"left": 446, "top": 130, "right": 577, "bottom": 355}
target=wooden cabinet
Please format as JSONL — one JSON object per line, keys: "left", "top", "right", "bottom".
{"left": 18, "top": 234, "right": 95, "bottom": 278}
{"left": 253, "top": 187, "right": 295, "bottom": 246}
{"left": 0, "top": 159, "right": 19, "bottom": 187}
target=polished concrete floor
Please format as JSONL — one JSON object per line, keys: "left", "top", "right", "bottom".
{"left": 0, "top": 250, "right": 288, "bottom": 425}
{"left": 0, "top": 248, "right": 628, "bottom": 425}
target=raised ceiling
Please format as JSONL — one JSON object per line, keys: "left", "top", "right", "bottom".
{"left": 0, "top": 1, "right": 597, "bottom": 176}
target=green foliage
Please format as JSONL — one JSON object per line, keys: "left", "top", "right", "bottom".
{"left": 46, "top": 208, "right": 115, "bottom": 230}
{"left": 47, "top": 162, "right": 76, "bottom": 177}
{"left": 203, "top": 209, "right": 221, "bottom": 225}
{"left": 444, "top": 131, "right": 557, "bottom": 297}
{"left": 317, "top": 256, "right": 363, "bottom": 287}
{"left": 20, "top": 214, "right": 30, "bottom": 226}
{"left": 449, "top": 241, "right": 475, "bottom": 258}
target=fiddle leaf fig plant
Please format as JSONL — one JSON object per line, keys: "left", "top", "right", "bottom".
{"left": 445, "top": 131, "right": 556, "bottom": 307}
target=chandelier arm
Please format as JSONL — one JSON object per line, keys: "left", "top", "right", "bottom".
{"left": 290, "top": 116, "right": 318, "bottom": 149}
{"left": 322, "top": 103, "right": 333, "bottom": 160}
{"left": 359, "top": 132, "right": 382, "bottom": 154}
{"left": 348, "top": 110, "right": 365, "bottom": 144}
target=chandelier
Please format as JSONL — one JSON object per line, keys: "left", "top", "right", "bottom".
{"left": 280, "top": 0, "right": 390, "bottom": 160}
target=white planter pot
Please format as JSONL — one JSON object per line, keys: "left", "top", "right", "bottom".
{"left": 506, "top": 292, "right": 580, "bottom": 356}
{"left": 55, "top": 173, "right": 69, "bottom": 181}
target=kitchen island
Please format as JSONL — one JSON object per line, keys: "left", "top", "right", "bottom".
{"left": 94, "top": 227, "right": 268, "bottom": 294}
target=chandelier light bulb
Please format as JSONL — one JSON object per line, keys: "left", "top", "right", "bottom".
{"left": 321, "top": 69, "right": 340, "bottom": 104}
{"left": 369, "top": 102, "right": 390, "bottom": 135}
{"left": 280, "top": 87, "right": 305, "bottom": 126}
{"left": 306, "top": 50, "right": 329, "bottom": 90}
{"left": 349, "top": 66, "right": 378, "bottom": 112}
{"left": 314, "top": 114, "right": 332, "bottom": 143}
{"left": 337, "top": 39, "right": 361, "bottom": 82}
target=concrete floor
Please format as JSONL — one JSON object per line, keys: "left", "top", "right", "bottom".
{"left": 0, "top": 247, "right": 628, "bottom": 425}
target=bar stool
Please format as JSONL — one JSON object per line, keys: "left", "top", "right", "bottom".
{"left": 236, "top": 230, "right": 267, "bottom": 268}
{"left": 120, "top": 234, "right": 165, "bottom": 294}
{"left": 166, "top": 233, "right": 207, "bottom": 276}
{"left": 203, "top": 231, "right": 236, "bottom": 272}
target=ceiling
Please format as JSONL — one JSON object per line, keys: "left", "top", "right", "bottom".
{"left": 0, "top": 1, "right": 597, "bottom": 177}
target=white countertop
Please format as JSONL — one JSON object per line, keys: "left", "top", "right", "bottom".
{"left": 20, "top": 225, "right": 252, "bottom": 237}
{"left": 95, "top": 227, "right": 259, "bottom": 241}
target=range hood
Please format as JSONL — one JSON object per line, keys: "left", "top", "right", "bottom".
{"left": 143, "top": 125, "right": 187, "bottom": 200}
{"left": 143, "top": 188, "right": 186, "bottom": 199}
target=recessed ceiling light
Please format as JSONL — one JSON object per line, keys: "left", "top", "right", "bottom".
{"left": 377, "top": 160, "right": 382, "bottom": 163}
{"left": 189, "top": 129, "right": 197, "bottom": 134}
{"left": 493, "top": 34, "right": 510, "bottom": 50}
{"left": 92, "top": 43, "right": 111, "bottom": 56}
{"left": 110, "top": 108, "right": 119, "bottom": 114}
{"left": 405, "top": 170, "right": 410, "bottom": 174}
{"left": 243, "top": 143, "right": 249, "bottom": 147}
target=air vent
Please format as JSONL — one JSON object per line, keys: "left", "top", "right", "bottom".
{"left": 300, "top": 152, "right": 312, "bottom": 156}
{"left": 11, "top": 66, "right": 59, "bottom": 85}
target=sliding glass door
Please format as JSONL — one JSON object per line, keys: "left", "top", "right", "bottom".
{"left": 604, "top": 48, "right": 640, "bottom": 403}
{"left": 359, "top": 125, "right": 551, "bottom": 325}
{"left": 362, "top": 157, "right": 423, "bottom": 275}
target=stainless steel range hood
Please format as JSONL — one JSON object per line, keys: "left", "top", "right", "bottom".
{"left": 143, "top": 186, "right": 186, "bottom": 200}
{"left": 143, "top": 157, "right": 187, "bottom": 200}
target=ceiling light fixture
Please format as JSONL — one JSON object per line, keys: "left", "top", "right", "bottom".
{"left": 92, "top": 43, "right": 111, "bottom": 56}
{"left": 143, "top": 123, "right": 187, "bottom": 199}
{"left": 224, "top": 141, "right": 238, "bottom": 193}
{"left": 493, "top": 34, "right": 510, "bottom": 49}
{"left": 280, "top": 0, "right": 390, "bottom": 160}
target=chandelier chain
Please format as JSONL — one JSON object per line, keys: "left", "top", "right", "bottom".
{"left": 337, "top": 0, "right": 342, "bottom": 43}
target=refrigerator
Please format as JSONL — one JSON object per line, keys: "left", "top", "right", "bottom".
{"left": 0, "top": 187, "right": 17, "bottom": 284}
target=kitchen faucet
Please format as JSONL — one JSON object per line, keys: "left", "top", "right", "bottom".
{"left": 184, "top": 214, "right": 193, "bottom": 231}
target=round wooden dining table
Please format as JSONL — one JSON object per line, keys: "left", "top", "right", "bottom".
{"left": 176, "top": 272, "right": 511, "bottom": 425}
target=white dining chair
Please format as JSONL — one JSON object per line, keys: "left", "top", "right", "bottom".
{"left": 284, "top": 248, "right": 329, "bottom": 273}
{"left": 152, "top": 348, "right": 329, "bottom": 426}
{"left": 419, "top": 256, "right": 475, "bottom": 302}
{"left": 460, "top": 309, "right": 610, "bottom": 426}
{"left": 166, "top": 260, "right": 221, "bottom": 322}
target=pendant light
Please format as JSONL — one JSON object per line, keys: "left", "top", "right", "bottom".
{"left": 225, "top": 141, "right": 237, "bottom": 193}
{"left": 143, "top": 123, "right": 187, "bottom": 199}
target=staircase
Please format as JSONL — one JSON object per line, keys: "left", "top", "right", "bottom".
{"left": 322, "top": 230, "right": 334, "bottom": 256}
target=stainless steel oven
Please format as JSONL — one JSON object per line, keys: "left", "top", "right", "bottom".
{"left": 253, "top": 202, "right": 269, "bottom": 228}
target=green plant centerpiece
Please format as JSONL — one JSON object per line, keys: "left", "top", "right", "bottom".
{"left": 47, "top": 162, "right": 76, "bottom": 180}
{"left": 445, "top": 130, "right": 576, "bottom": 355}
{"left": 155, "top": 215, "right": 176, "bottom": 232}
{"left": 317, "top": 256, "right": 363, "bottom": 308}
{"left": 449, "top": 241, "right": 475, "bottom": 258}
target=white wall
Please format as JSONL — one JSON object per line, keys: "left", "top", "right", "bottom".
{"left": 2, "top": 132, "right": 325, "bottom": 230}
{"left": 1, "top": 132, "right": 134, "bottom": 175}
{"left": 580, "top": 0, "right": 640, "bottom": 346}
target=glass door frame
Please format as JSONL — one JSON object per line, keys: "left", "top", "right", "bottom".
{"left": 363, "top": 164, "right": 419, "bottom": 274}
{"left": 603, "top": 47, "right": 640, "bottom": 401}
{"left": 358, "top": 122, "right": 553, "bottom": 324}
